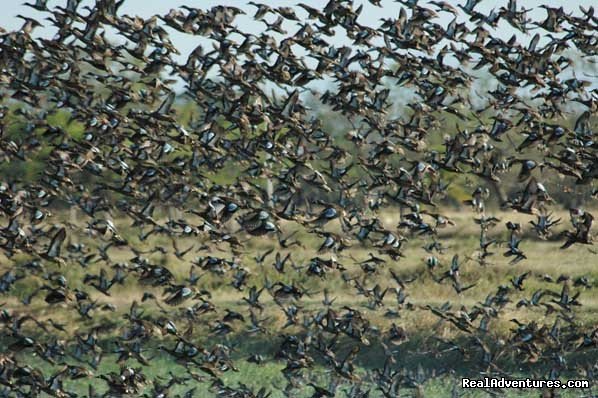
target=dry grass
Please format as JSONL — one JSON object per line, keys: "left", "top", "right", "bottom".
{"left": 4, "top": 208, "right": 597, "bottom": 333}
{"left": 2, "top": 207, "right": 597, "bottom": 396}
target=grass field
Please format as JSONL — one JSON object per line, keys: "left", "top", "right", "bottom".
{"left": 2, "top": 207, "right": 597, "bottom": 397}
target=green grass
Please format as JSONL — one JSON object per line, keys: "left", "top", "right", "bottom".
{"left": 16, "top": 352, "right": 595, "bottom": 397}
{"left": 1, "top": 208, "right": 597, "bottom": 397}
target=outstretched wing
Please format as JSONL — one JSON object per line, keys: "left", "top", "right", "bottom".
{"left": 47, "top": 227, "right": 66, "bottom": 258}
{"left": 155, "top": 91, "right": 175, "bottom": 116}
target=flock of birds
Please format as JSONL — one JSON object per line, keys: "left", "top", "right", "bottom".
{"left": 0, "top": 0, "right": 597, "bottom": 396}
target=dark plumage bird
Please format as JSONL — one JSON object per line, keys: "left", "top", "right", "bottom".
{"left": 530, "top": 211, "right": 561, "bottom": 239}
{"left": 504, "top": 222, "right": 527, "bottom": 264}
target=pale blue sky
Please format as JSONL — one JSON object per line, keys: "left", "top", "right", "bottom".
{"left": 4, "top": 0, "right": 597, "bottom": 51}
{"left": 2, "top": 0, "right": 596, "bottom": 93}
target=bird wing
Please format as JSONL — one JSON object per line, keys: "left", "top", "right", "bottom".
{"left": 47, "top": 227, "right": 66, "bottom": 258}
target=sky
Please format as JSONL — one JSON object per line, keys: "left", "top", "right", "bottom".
{"left": 3, "top": 0, "right": 597, "bottom": 50}
{"left": 1, "top": 0, "right": 596, "bottom": 93}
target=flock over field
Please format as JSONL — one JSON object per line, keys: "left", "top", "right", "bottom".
{"left": 0, "top": 0, "right": 597, "bottom": 397}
